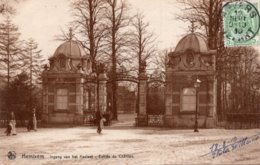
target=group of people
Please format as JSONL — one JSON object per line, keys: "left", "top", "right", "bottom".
{"left": 5, "top": 108, "right": 109, "bottom": 135}
{"left": 5, "top": 108, "right": 37, "bottom": 136}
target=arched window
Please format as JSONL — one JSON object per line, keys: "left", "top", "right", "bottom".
{"left": 60, "top": 58, "right": 66, "bottom": 68}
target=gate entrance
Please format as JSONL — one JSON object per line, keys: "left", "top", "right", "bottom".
{"left": 107, "top": 75, "right": 139, "bottom": 127}
{"left": 147, "top": 78, "right": 165, "bottom": 126}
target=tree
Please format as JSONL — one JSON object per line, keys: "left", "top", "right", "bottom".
{"left": 0, "top": 0, "right": 16, "bottom": 16}
{"left": 0, "top": 17, "right": 24, "bottom": 88}
{"left": 131, "top": 12, "right": 156, "bottom": 75}
{"left": 176, "top": 0, "right": 223, "bottom": 49}
{"left": 23, "top": 38, "right": 45, "bottom": 86}
{"left": 69, "top": 0, "right": 107, "bottom": 70}
{"left": 130, "top": 12, "right": 157, "bottom": 113}
{"left": 154, "top": 48, "right": 173, "bottom": 79}
{"left": 22, "top": 38, "right": 44, "bottom": 112}
{"left": 223, "top": 47, "right": 259, "bottom": 113}
{"left": 103, "top": 0, "right": 131, "bottom": 120}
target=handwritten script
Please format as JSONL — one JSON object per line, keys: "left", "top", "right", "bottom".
{"left": 202, "top": 132, "right": 260, "bottom": 158}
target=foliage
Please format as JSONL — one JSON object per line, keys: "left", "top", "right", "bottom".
{"left": 0, "top": 0, "right": 16, "bottom": 16}
{"left": 130, "top": 12, "right": 157, "bottom": 75}
{"left": 220, "top": 47, "right": 260, "bottom": 113}
{"left": 0, "top": 17, "right": 24, "bottom": 87}
{"left": 176, "top": 0, "right": 223, "bottom": 49}
{"left": 1, "top": 72, "right": 42, "bottom": 122}
{"left": 22, "top": 38, "right": 45, "bottom": 85}
{"left": 70, "top": 0, "right": 107, "bottom": 70}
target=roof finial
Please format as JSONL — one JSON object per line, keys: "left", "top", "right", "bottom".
{"left": 189, "top": 20, "right": 196, "bottom": 33}
{"left": 69, "top": 27, "right": 73, "bottom": 41}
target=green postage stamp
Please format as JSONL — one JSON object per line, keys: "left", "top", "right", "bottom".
{"left": 223, "top": 0, "right": 260, "bottom": 47}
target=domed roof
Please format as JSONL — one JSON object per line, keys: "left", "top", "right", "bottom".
{"left": 53, "top": 40, "right": 87, "bottom": 58}
{"left": 175, "top": 33, "right": 209, "bottom": 53}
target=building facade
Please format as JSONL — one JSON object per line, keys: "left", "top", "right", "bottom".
{"left": 164, "top": 33, "right": 217, "bottom": 128}
{"left": 42, "top": 40, "right": 107, "bottom": 124}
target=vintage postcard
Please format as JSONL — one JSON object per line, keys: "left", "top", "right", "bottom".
{"left": 0, "top": 0, "right": 260, "bottom": 165}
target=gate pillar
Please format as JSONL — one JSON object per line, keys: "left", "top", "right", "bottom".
{"left": 136, "top": 72, "right": 148, "bottom": 126}
{"left": 98, "top": 73, "right": 107, "bottom": 113}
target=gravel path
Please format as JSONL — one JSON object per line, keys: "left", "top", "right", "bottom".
{"left": 0, "top": 115, "right": 260, "bottom": 165}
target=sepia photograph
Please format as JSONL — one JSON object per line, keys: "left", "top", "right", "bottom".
{"left": 0, "top": 0, "right": 260, "bottom": 164}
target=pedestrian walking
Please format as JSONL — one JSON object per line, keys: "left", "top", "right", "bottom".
{"left": 27, "top": 108, "right": 37, "bottom": 131}
{"left": 32, "top": 108, "right": 37, "bottom": 131}
{"left": 100, "top": 117, "right": 106, "bottom": 131}
{"left": 95, "top": 110, "right": 103, "bottom": 134}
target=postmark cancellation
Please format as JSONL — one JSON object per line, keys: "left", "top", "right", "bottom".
{"left": 223, "top": 0, "right": 260, "bottom": 47}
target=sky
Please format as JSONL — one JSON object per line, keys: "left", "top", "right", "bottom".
{"left": 9, "top": 0, "right": 260, "bottom": 63}
{"left": 12, "top": 0, "right": 187, "bottom": 59}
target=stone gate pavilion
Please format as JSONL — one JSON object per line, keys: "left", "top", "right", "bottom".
{"left": 42, "top": 40, "right": 107, "bottom": 124}
{"left": 164, "top": 33, "right": 217, "bottom": 128}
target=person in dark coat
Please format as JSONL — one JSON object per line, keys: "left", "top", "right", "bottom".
{"left": 5, "top": 122, "right": 12, "bottom": 136}
{"left": 27, "top": 108, "right": 37, "bottom": 131}
{"left": 95, "top": 110, "right": 103, "bottom": 134}
{"left": 5, "top": 112, "right": 17, "bottom": 136}
{"left": 32, "top": 108, "right": 37, "bottom": 131}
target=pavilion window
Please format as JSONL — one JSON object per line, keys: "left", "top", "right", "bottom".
{"left": 181, "top": 87, "right": 196, "bottom": 112}
{"left": 59, "top": 58, "right": 66, "bottom": 68}
{"left": 56, "top": 89, "right": 68, "bottom": 110}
